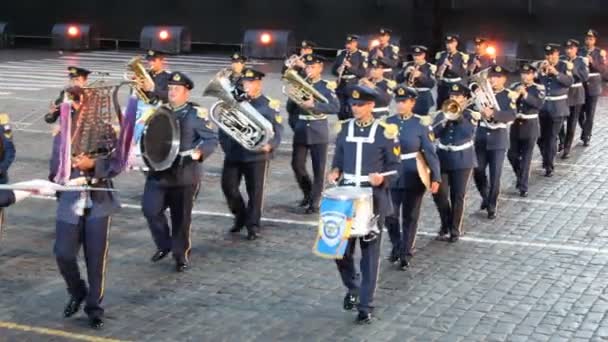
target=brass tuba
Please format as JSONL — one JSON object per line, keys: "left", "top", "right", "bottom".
{"left": 203, "top": 69, "right": 275, "bottom": 151}
{"left": 468, "top": 67, "right": 501, "bottom": 112}
{"left": 281, "top": 68, "right": 329, "bottom": 117}
{"left": 124, "top": 56, "right": 155, "bottom": 104}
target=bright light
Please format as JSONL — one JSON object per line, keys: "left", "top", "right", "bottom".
{"left": 158, "top": 30, "right": 169, "bottom": 41}
{"left": 260, "top": 32, "right": 272, "bottom": 45}
{"left": 370, "top": 39, "right": 380, "bottom": 49}
{"left": 486, "top": 45, "right": 497, "bottom": 56}
{"left": 67, "top": 26, "right": 80, "bottom": 37}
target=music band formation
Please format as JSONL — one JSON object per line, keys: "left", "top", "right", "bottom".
{"left": 0, "top": 27, "right": 605, "bottom": 328}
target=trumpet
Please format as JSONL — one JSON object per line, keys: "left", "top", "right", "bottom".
{"left": 407, "top": 64, "right": 420, "bottom": 86}
{"left": 284, "top": 54, "right": 304, "bottom": 70}
{"left": 432, "top": 99, "right": 464, "bottom": 128}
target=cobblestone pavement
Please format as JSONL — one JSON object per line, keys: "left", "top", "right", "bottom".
{"left": 1, "top": 49, "right": 608, "bottom": 341}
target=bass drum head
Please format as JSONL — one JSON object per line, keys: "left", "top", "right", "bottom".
{"left": 140, "top": 107, "right": 180, "bottom": 171}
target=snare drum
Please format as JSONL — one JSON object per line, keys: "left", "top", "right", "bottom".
{"left": 313, "top": 186, "right": 374, "bottom": 259}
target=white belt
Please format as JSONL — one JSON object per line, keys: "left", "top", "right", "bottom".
{"left": 479, "top": 121, "right": 508, "bottom": 129}
{"left": 545, "top": 94, "right": 568, "bottom": 101}
{"left": 400, "top": 152, "right": 418, "bottom": 160}
{"left": 572, "top": 83, "right": 583, "bottom": 88}
{"left": 437, "top": 141, "right": 474, "bottom": 151}
{"left": 589, "top": 73, "right": 601, "bottom": 77}
{"left": 341, "top": 75, "right": 356, "bottom": 80}
{"left": 298, "top": 114, "right": 327, "bottom": 121}
{"left": 372, "top": 107, "right": 389, "bottom": 113}
{"left": 414, "top": 87, "right": 431, "bottom": 92}
{"left": 178, "top": 149, "right": 194, "bottom": 157}
{"left": 443, "top": 77, "right": 462, "bottom": 83}
{"left": 383, "top": 68, "right": 393, "bottom": 73}
{"left": 516, "top": 113, "right": 539, "bottom": 120}
{"left": 343, "top": 174, "right": 369, "bottom": 182}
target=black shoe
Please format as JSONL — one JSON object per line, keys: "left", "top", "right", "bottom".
{"left": 176, "top": 262, "right": 188, "bottom": 272}
{"left": 544, "top": 169, "right": 553, "bottom": 177}
{"left": 435, "top": 233, "right": 449, "bottom": 241}
{"left": 583, "top": 139, "right": 590, "bottom": 147}
{"left": 298, "top": 196, "right": 311, "bottom": 207}
{"left": 343, "top": 293, "right": 358, "bottom": 311}
{"left": 63, "top": 296, "right": 84, "bottom": 318}
{"left": 558, "top": 143, "right": 564, "bottom": 153}
{"left": 399, "top": 258, "right": 409, "bottom": 271}
{"left": 480, "top": 202, "right": 488, "bottom": 211}
{"left": 561, "top": 152, "right": 570, "bottom": 159}
{"left": 355, "top": 311, "right": 373, "bottom": 324}
{"left": 89, "top": 317, "right": 104, "bottom": 329}
{"left": 449, "top": 233, "right": 459, "bottom": 243}
{"left": 246, "top": 227, "right": 260, "bottom": 241}
{"left": 386, "top": 248, "right": 399, "bottom": 263}
{"left": 487, "top": 211, "right": 497, "bottom": 220}
{"left": 229, "top": 224, "right": 244, "bottom": 233}
{"left": 519, "top": 190, "right": 528, "bottom": 197}
{"left": 304, "top": 206, "right": 319, "bottom": 214}
{"left": 151, "top": 249, "right": 170, "bottom": 263}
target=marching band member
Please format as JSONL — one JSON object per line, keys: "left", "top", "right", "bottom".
{"left": 468, "top": 37, "right": 495, "bottom": 75}
{"left": 327, "top": 84, "right": 400, "bottom": 324}
{"left": 537, "top": 43, "right": 574, "bottom": 177}
{"left": 142, "top": 72, "right": 218, "bottom": 272}
{"left": 578, "top": 29, "right": 606, "bottom": 146}
{"left": 473, "top": 65, "right": 516, "bottom": 219}
{"left": 48, "top": 86, "right": 122, "bottom": 329}
{"left": 229, "top": 52, "right": 247, "bottom": 86}
{"left": 140, "top": 49, "right": 171, "bottom": 104}
{"left": 396, "top": 45, "right": 436, "bottom": 116}
{"left": 368, "top": 28, "right": 400, "bottom": 79}
{"left": 291, "top": 54, "right": 339, "bottom": 214}
{"left": 45, "top": 66, "right": 90, "bottom": 124}
{"left": 385, "top": 86, "right": 440, "bottom": 270}
{"left": 285, "top": 40, "right": 316, "bottom": 130}
{"left": 507, "top": 64, "right": 546, "bottom": 197}
{"left": 0, "top": 113, "right": 15, "bottom": 185}
{"left": 360, "top": 58, "right": 395, "bottom": 118}
{"left": 332, "top": 34, "right": 368, "bottom": 120}
{"left": 220, "top": 68, "right": 283, "bottom": 240}
{"left": 433, "top": 83, "right": 478, "bottom": 242}
{"left": 559, "top": 39, "right": 589, "bottom": 158}
{"left": 435, "top": 34, "right": 469, "bottom": 108}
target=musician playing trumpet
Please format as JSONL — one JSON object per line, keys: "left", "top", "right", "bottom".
{"left": 360, "top": 58, "right": 395, "bottom": 118}
{"left": 368, "top": 28, "right": 400, "bottom": 80}
{"left": 290, "top": 54, "right": 339, "bottom": 214}
{"left": 432, "top": 84, "right": 478, "bottom": 242}
{"left": 472, "top": 65, "right": 516, "bottom": 220}
{"left": 385, "top": 86, "right": 440, "bottom": 270}
{"left": 396, "top": 45, "right": 437, "bottom": 116}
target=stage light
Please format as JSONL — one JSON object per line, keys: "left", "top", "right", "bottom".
{"left": 52, "top": 24, "right": 97, "bottom": 51}
{"left": 486, "top": 45, "right": 497, "bottom": 56}
{"left": 67, "top": 25, "right": 80, "bottom": 37}
{"left": 140, "top": 26, "right": 191, "bottom": 54}
{"left": 243, "top": 30, "right": 294, "bottom": 59}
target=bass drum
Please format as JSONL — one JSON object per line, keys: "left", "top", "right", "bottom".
{"left": 140, "top": 106, "right": 181, "bottom": 171}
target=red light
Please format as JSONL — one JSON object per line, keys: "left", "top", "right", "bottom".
{"left": 486, "top": 45, "right": 497, "bottom": 56}
{"left": 370, "top": 39, "right": 380, "bottom": 49}
{"left": 67, "top": 26, "right": 80, "bottom": 37}
{"left": 158, "top": 30, "right": 169, "bottom": 41}
{"left": 260, "top": 33, "right": 272, "bottom": 45}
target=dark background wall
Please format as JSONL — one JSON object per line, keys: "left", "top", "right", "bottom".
{"left": 1, "top": 0, "right": 607, "bottom": 56}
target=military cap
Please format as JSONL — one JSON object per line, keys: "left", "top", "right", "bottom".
{"left": 393, "top": 85, "right": 418, "bottom": 101}
{"left": 145, "top": 49, "right": 166, "bottom": 60}
{"left": 240, "top": 68, "right": 265, "bottom": 81}
{"left": 303, "top": 54, "right": 326, "bottom": 65}
{"left": 67, "top": 66, "right": 91, "bottom": 78}
{"left": 167, "top": 72, "right": 194, "bottom": 90}
{"left": 231, "top": 52, "right": 247, "bottom": 63}
{"left": 348, "top": 84, "right": 378, "bottom": 105}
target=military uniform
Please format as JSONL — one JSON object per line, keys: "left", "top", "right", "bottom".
{"left": 48, "top": 105, "right": 122, "bottom": 328}
{"left": 396, "top": 46, "right": 437, "bottom": 115}
{"left": 578, "top": 30, "right": 607, "bottom": 145}
{"left": 385, "top": 86, "right": 440, "bottom": 269}
{"left": 472, "top": 66, "right": 517, "bottom": 218}
{"left": 432, "top": 84, "right": 477, "bottom": 241}
{"left": 332, "top": 35, "right": 368, "bottom": 120}
{"left": 144, "top": 50, "right": 171, "bottom": 104}
{"left": 45, "top": 66, "right": 91, "bottom": 124}
{"left": 0, "top": 114, "right": 15, "bottom": 184}
{"left": 368, "top": 28, "right": 400, "bottom": 79}
{"left": 559, "top": 39, "right": 589, "bottom": 157}
{"left": 284, "top": 41, "right": 315, "bottom": 130}
{"left": 331, "top": 85, "right": 400, "bottom": 323}
{"left": 366, "top": 58, "right": 396, "bottom": 118}
{"left": 291, "top": 54, "right": 340, "bottom": 213}
{"left": 142, "top": 73, "right": 218, "bottom": 271}
{"left": 507, "top": 65, "right": 546, "bottom": 196}
{"left": 435, "top": 35, "right": 469, "bottom": 107}
{"left": 468, "top": 37, "right": 496, "bottom": 75}
{"left": 220, "top": 69, "right": 283, "bottom": 240}
{"left": 229, "top": 52, "right": 247, "bottom": 85}
{"left": 537, "top": 44, "right": 574, "bottom": 176}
